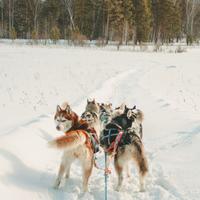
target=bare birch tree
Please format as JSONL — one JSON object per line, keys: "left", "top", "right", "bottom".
{"left": 26, "top": 0, "right": 41, "bottom": 33}
{"left": 62, "top": 0, "right": 75, "bottom": 31}
{"left": 185, "top": 0, "right": 200, "bottom": 43}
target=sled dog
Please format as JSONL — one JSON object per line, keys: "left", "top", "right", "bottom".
{"left": 82, "top": 99, "right": 101, "bottom": 137}
{"left": 100, "top": 106, "right": 148, "bottom": 191}
{"left": 99, "top": 103, "right": 113, "bottom": 128}
{"left": 48, "top": 102, "right": 94, "bottom": 192}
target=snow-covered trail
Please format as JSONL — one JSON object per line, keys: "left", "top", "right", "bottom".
{"left": 0, "top": 44, "right": 200, "bottom": 200}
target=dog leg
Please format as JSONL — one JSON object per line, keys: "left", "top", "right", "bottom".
{"left": 126, "top": 163, "right": 131, "bottom": 178}
{"left": 64, "top": 162, "right": 72, "bottom": 179}
{"left": 139, "top": 175, "right": 145, "bottom": 192}
{"left": 54, "top": 163, "right": 66, "bottom": 189}
{"left": 138, "top": 156, "right": 148, "bottom": 192}
{"left": 132, "top": 144, "right": 148, "bottom": 192}
{"left": 114, "top": 156, "right": 123, "bottom": 191}
{"left": 81, "top": 159, "right": 93, "bottom": 192}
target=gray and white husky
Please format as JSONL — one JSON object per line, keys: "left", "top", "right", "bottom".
{"left": 81, "top": 99, "right": 101, "bottom": 138}
{"left": 99, "top": 103, "right": 113, "bottom": 130}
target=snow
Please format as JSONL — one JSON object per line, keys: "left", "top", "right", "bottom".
{"left": 0, "top": 43, "right": 200, "bottom": 200}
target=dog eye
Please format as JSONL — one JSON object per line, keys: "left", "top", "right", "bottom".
{"left": 61, "top": 119, "right": 66, "bottom": 122}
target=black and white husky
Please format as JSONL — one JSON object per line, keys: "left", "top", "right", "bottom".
{"left": 100, "top": 106, "right": 148, "bottom": 191}
{"left": 113, "top": 104, "right": 144, "bottom": 139}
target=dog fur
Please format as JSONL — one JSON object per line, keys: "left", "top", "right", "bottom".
{"left": 49, "top": 103, "right": 94, "bottom": 192}
{"left": 101, "top": 106, "right": 148, "bottom": 191}
{"left": 82, "top": 99, "right": 101, "bottom": 138}
{"left": 99, "top": 103, "right": 113, "bottom": 130}
{"left": 85, "top": 99, "right": 100, "bottom": 116}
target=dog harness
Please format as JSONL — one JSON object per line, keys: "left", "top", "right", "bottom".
{"left": 100, "top": 125, "right": 140, "bottom": 154}
{"left": 106, "top": 129, "right": 124, "bottom": 153}
{"left": 86, "top": 128, "right": 100, "bottom": 153}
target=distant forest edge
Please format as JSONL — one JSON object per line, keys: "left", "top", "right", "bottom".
{"left": 0, "top": 0, "right": 200, "bottom": 46}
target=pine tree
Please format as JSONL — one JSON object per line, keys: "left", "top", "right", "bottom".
{"left": 157, "top": 0, "right": 181, "bottom": 43}
{"left": 14, "top": 0, "right": 31, "bottom": 38}
{"left": 134, "top": 0, "right": 151, "bottom": 44}
{"left": 73, "top": 0, "right": 94, "bottom": 39}
{"left": 107, "top": 0, "right": 134, "bottom": 46}
{"left": 108, "top": 0, "right": 124, "bottom": 42}
{"left": 40, "top": 0, "right": 62, "bottom": 38}
{"left": 50, "top": 25, "right": 61, "bottom": 44}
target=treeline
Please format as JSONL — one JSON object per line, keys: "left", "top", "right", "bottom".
{"left": 0, "top": 0, "right": 200, "bottom": 45}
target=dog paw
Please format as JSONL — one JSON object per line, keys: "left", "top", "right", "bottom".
{"left": 82, "top": 187, "right": 89, "bottom": 193}
{"left": 65, "top": 174, "right": 70, "bottom": 179}
{"left": 53, "top": 179, "right": 61, "bottom": 189}
{"left": 115, "top": 186, "right": 121, "bottom": 192}
{"left": 139, "top": 186, "right": 145, "bottom": 192}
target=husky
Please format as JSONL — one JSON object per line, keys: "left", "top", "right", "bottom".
{"left": 48, "top": 102, "right": 95, "bottom": 192}
{"left": 82, "top": 99, "right": 101, "bottom": 138}
{"left": 113, "top": 104, "right": 144, "bottom": 139}
{"left": 99, "top": 103, "right": 113, "bottom": 129}
{"left": 85, "top": 98, "right": 100, "bottom": 116}
{"left": 126, "top": 106, "right": 144, "bottom": 139}
{"left": 100, "top": 106, "right": 148, "bottom": 191}
{"left": 112, "top": 103, "right": 126, "bottom": 118}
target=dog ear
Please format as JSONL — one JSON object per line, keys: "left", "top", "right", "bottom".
{"left": 127, "top": 110, "right": 132, "bottom": 119}
{"left": 133, "top": 105, "right": 136, "bottom": 109}
{"left": 120, "top": 103, "right": 125, "bottom": 110}
{"left": 66, "top": 106, "right": 71, "bottom": 114}
{"left": 57, "top": 105, "right": 62, "bottom": 112}
{"left": 108, "top": 103, "right": 112, "bottom": 108}
{"left": 124, "top": 105, "right": 129, "bottom": 113}
{"left": 92, "top": 98, "right": 95, "bottom": 103}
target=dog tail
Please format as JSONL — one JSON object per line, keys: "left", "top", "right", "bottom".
{"left": 138, "top": 153, "right": 148, "bottom": 177}
{"left": 48, "top": 130, "right": 86, "bottom": 151}
{"left": 132, "top": 137, "right": 148, "bottom": 176}
{"left": 136, "top": 109, "right": 144, "bottom": 123}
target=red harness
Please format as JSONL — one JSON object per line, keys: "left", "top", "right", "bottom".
{"left": 106, "top": 130, "right": 124, "bottom": 154}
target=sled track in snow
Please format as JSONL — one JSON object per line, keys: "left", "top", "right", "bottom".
{"left": 1, "top": 61, "right": 199, "bottom": 200}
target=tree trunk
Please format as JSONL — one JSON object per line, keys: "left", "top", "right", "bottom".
{"left": 105, "top": 13, "right": 109, "bottom": 44}
{"left": 11, "top": 0, "right": 14, "bottom": 28}
{"left": 123, "top": 20, "right": 128, "bottom": 45}
{"left": 63, "top": 0, "right": 75, "bottom": 31}
{"left": 9, "top": 0, "right": 12, "bottom": 38}
{"left": 1, "top": 1, "right": 4, "bottom": 37}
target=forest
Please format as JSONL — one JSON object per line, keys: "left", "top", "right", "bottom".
{"left": 0, "top": 0, "right": 200, "bottom": 45}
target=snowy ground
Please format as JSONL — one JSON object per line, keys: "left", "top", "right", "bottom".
{"left": 0, "top": 43, "right": 200, "bottom": 200}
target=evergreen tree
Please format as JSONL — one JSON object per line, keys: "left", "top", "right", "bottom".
{"left": 158, "top": 0, "right": 181, "bottom": 43}
{"left": 0, "top": 0, "right": 199, "bottom": 43}
{"left": 73, "top": 0, "right": 94, "bottom": 39}
{"left": 134, "top": 0, "right": 151, "bottom": 44}
{"left": 107, "top": 0, "right": 134, "bottom": 45}
{"left": 50, "top": 25, "right": 61, "bottom": 44}
{"left": 14, "top": 0, "right": 31, "bottom": 38}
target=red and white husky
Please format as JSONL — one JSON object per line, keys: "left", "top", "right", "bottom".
{"left": 48, "top": 102, "right": 94, "bottom": 192}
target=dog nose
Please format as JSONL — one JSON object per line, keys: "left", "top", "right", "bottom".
{"left": 56, "top": 126, "right": 60, "bottom": 131}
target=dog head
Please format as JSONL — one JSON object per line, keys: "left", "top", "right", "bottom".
{"left": 125, "top": 105, "right": 143, "bottom": 123}
{"left": 85, "top": 98, "right": 100, "bottom": 116}
{"left": 81, "top": 111, "right": 97, "bottom": 125}
{"left": 126, "top": 106, "right": 137, "bottom": 121}
{"left": 112, "top": 103, "right": 126, "bottom": 118}
{"left": 54, "top": 102, "right": 78, "bottom": 132}
{"left": 99, "top": 103, "right": 113, "bottom": 124}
